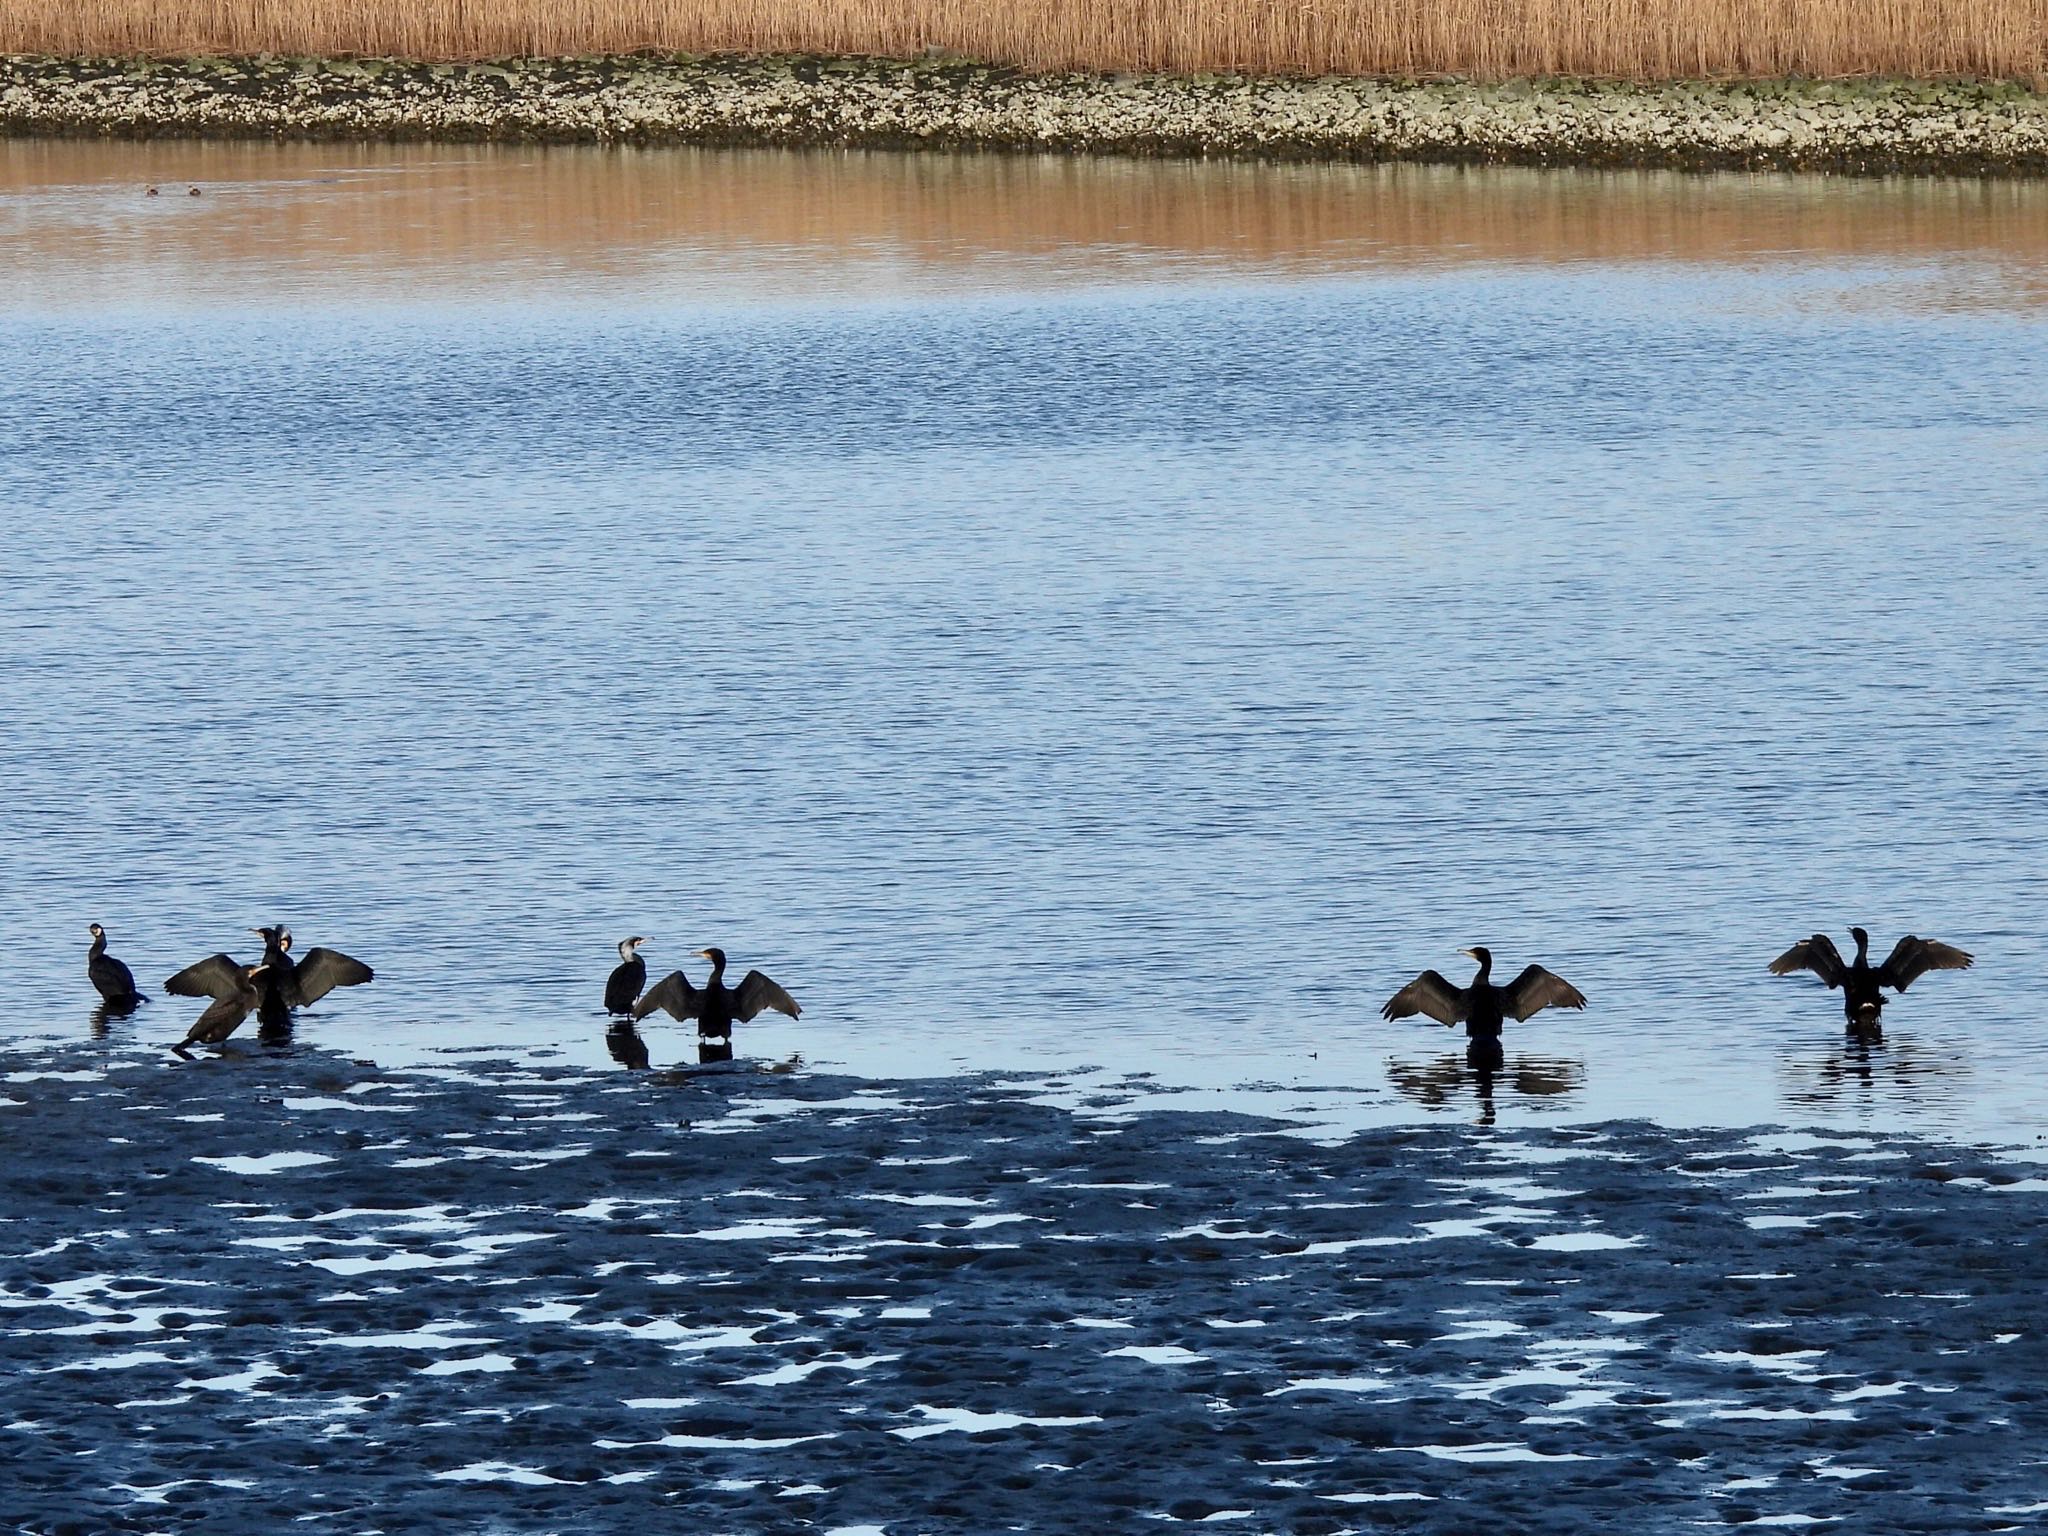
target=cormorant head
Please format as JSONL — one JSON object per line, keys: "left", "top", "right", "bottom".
{"left": 618, "top": 937, "right": 647, "bottom": 960}
{"left": 697, "top": 947, "right": 727, "bottom": 972}
{"left": 1849, "top": 926, "right": 1869, "bottom": 955}
{"left": 1458, "top": 946, "right": 1493, "bottom": 969}
{"left": 89, "top": 923, "right": 106, "bottom": 939}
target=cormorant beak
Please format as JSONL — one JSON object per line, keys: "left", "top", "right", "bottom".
{"left": 696, "top": 949, "right": 714, "bottom": 959}
{"left": 1457, "top": 948, "right": 1479, "bottom": 960}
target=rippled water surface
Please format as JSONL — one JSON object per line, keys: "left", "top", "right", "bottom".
{"left": 3, "top": 140, "right": 2044, "bottom": 1138}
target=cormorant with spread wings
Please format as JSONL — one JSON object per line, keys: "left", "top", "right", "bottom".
{"left": 1381, "top": 946, "right": 1587, "bottom": 1040}
{"left": 1768, "top": 926, "right": 1971, "bottom": 1032}
{"left": 165, "top": 925, "right": 373, "bottom": 1026}
{"left": 171, "top": 962, "right": 271, "bottom": 1054}
{"left": 633, "top": 947, "right": 800, "bottom": 1039}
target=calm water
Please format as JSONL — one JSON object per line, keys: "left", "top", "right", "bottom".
{"left": 3, "top": 140, "right": 2045, "bottom": 1139}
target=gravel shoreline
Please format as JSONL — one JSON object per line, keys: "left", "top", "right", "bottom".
{"left": 3, "top": 1048, "right": 2045, "bottom": 1532}
{"left": 6, "top": 54, "right": 2048, "bottom": 174}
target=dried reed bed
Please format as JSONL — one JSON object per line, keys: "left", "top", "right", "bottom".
{"left": 7, "top": 0, "right": 2047, "bottom": 83}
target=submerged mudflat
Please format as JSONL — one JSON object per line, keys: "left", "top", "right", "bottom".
{"left": 6, "top": 54, "right": 2048, "bottom": 174}
{"left": 2, "top": 1051, "right": 2043, "bottom": 1532}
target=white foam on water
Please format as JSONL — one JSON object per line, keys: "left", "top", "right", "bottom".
{"left": 193, "top": 1152, "right": 336, "bottom": 1175}
{"left": 862, "top": 1194, "right": 991, "bottom": 1208}
{"left": 1710, "top": 1408, "right": 1857, "bottom": 1421}
{"left": 1105, "top": 1345, "right": 1207, "bottom": 1364}
{"left": 502, "top": 1300, "right": 582, "bottom": 1323}
{"left": 597, "top": 1431, "right": 839, "bottom": 1450}
{"left": 1267, "top": 1376, "right": 1394, "bottom": 1396}
{"left": 668, "top": 1218, "right": 859, "bottom": 1241}
{"left": 281, "top": 1097, "right": 414, "bottom": 1114}
{"left": 434, "top": 1462, "right": 574, "bottom": 1485}
{"left": 1527, "top": 1232, "right": 1641, "bottom": 1251}
{"left": 1433, "top": 1317, "right": 1525, "bottom": 1341}
{"left": 420, "top": 1353, "right": 519, "bottom": 1375}
{"left": 620, "top": 1397, "right": 700, "bottom": 1409}
{"left": 878, "top": 1305, "right": 932, "bottom": 1319}
{"left": 735, "top": 1353, "right": 898, "bottom": 1386}
{"left": 1741, "top": 1518, "right": 1840, "bottom": 1527}
{"left": 891, "top": 1406, "right": 1102, "bottom": 1440}
{"left": 312, "top": 1323, "right": 496, "bottom": 1350}
{"left": 181, "top": 1361, "right": 284, "bottom": 1392}
{"left": 1591, "top": 1310, "right": 1661, "bottom": 1324}
{"left": 1701, "top": 1349, "right": 1828, "bottom": 1378}
{"left": 36, "top": 1349, "right": 179, "bottom": 1373}
{"left": 578, "top": 1320, "right": 779, "bottom": 1351}
{"left": 1384, "top": 1443, "right": 1597, "bottom": 1463}
{"left": 1324, "top": 1492, "right": 1434, "bottom": 1503}
{"left": 558, "top": 1197, "right": 675, "bottom": 1220}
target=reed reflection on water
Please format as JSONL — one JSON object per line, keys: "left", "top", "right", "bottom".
{"left": 4, "top": 141, "right": 2047, "bottom": 1141}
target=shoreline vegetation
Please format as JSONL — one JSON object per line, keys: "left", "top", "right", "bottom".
{"left": 8, "top": 0, "right": 2047, "bottom": 82}
{"left": 6, "top": 54, "right": 2048, "bottom": 173}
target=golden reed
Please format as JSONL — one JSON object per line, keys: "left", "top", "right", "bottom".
{"left": 5, "top": 0, "right": 2045, "bottom": 83}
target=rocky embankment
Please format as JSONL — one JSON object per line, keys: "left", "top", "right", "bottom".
{"left": 5, "top": 53, "right": 2048, "bottom": 173}
{"left": 3, "top": 1050, "right": 2048, "bottom": 1531}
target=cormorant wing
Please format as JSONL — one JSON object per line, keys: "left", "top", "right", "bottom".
{"left": 1381, "top": 971, "right": 1466, "bottom": 1026}
{"left": 164, "top": 953, "right": 244, "bottom": 1001}
{"left": 1505, "top": 964, "right": 1587, "bottom": 1021}
{"left": 1767, "top": 934, "right": 1847, "bottom": 988}
{"left": 289, "top": 948, "right": 374, "bottom": 1006}
{"left": 183, "top": 990, "right": 255, "bottom": 1046}
{"left": 1878, "top": 935, "right": 1973, "bottom": 992}
{"left": 735, "top": 970, "right": 801, "bottom": 1022}
{"left": 633, "top": 970, "right": 702, "bottom": 1023}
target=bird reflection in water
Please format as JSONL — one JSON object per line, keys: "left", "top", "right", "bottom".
{"left": 606, "top": 1021, "right": 651, "bottom": 1070}
{"left": 1779, "top": 1031, "right": 1967, "bottom": 1114}
{"left": 1386, "top": 1048, "right": 1585, "bottom": 1126}
{"left": 604, "top": 1021, "right": 737, "bottom": 1070}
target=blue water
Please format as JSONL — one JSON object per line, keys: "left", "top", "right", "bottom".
{"left": 4, "top": 143, "right": 2045, "bottom": 1139}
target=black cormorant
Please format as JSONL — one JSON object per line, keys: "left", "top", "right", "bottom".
{"left": 88, "top": 924, "right": 145, "bottom": 1013}
{"left": 1381, "top": 946, "right": 1588, "bottom": 1039}
{"left": 605, "top": 937, "right": 648, "bottom": 1015}
{"left": 1768, "top": 927, "right": 1972, "bottom": 1032}
{"left": 633, "top": 947, "right": 800, "bottom": 1039}
{"left": 172, "top": 963, "right": 270, "bottom": 1053}
{"left": 166, "top": 926, "right": 373, "bottom": 1024}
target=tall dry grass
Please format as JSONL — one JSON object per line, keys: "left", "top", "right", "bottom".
{"left": 5, "top": 0, "right": 2045, "bottom": 82}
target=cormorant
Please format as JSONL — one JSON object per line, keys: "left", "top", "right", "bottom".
{"left": 633, "top": 947, "right": 801, "bottom": 1039}
{"left": 172, "top": 963, "right": 269, "bottom": 1053}
{"left": 87, "top": 924, "right": 145, "bottom": 1013}
{"left": 605, "top": 937, "right": 648, "bottom": 1015}
{"left": 1768, "top": 927, "right": 1972, "bottom": 1032}
{"left": 166, "top": 926, "right": 373, "bottom": 1024}
{"left": 1381, "top": 946, "right": 1588, "bottom": 1040}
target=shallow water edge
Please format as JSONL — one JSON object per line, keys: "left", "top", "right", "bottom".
{"left": 3, "top": 1049, "right": 2045, "bottom": 1530}
{"left": 8, "top": 54, "right": 2048, "bottom": 174}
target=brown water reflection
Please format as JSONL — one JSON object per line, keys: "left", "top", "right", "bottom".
{"left": 5, "top": 138, "right": 2047, "bottom": 309}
